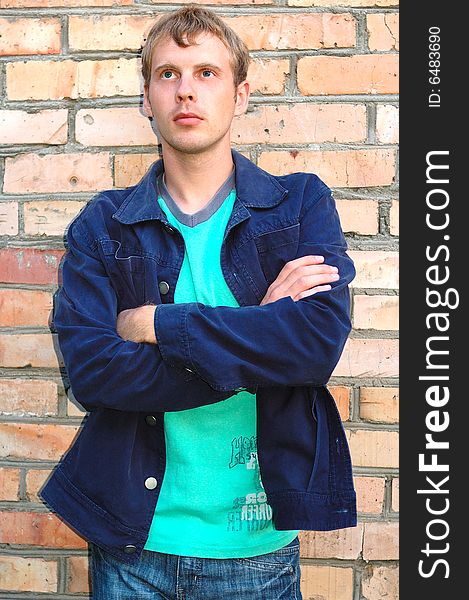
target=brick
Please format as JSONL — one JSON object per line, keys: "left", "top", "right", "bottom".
{"left": 24, "top": 201, "right": 86, "bottom": 236}
{"left": 359, "top": 387, "right": 399, "bottom": 423}
{"left": 0, "top": 18, "right": 61, "bottom": 56}
{"left": 299, "top": 524, "right": 364, "bottom": 559}
{"left": 300, "top": 565, "right": 353, "bottom": 600}
{"left": 76, "top": 108, "right": 156, "bottom": 147}
{"left": 289, "top": 0, "right": 397, "bottom": 5}
{"left": 0, "top": 110, "right": 67, "bottom": 144}
{"left": 7, "top": 59, "right": 140, "bottom": 101}
{"left": 376, "top": 105, "right": 399, "bottom": 143}
{"left": 26, "top": 469, "right": 52, "bottom": 502}
{"left": 347, "top": 429, "right": 398, "bottom": 468}
{"left": 0, "top": 556, "right": 57, "bottom": 593}
{"left": 4, "top": 153, "right": 112, "bottom": 194}
{"left": 0, "top": 467, "right": 20, "bottom": 501}
{"left": 367, "top": 14, "right": 399, "bottom": 51}
{"left": 298, "top": 55, "right": 399, "bottom": 95}
{"left": 0, "top": 511, "right": 86, "bottom": 548}
{"left": 363, "top": 521, "right": 399, "bottom": 560}
{"left": 228, "top": 13, "right": 356, "bottom": 50}
{"left": 0, "top": 334, "right": 62, "bottom": 369}
{"left": 69, "top": 15, "right": 155, "bottom": 51}
{"left": 353, "top": 294, "right": 399, "bottom": 330}
{"left": 144, "top": 0, "right": 272, "bottom": 4}
{"left": 0, "top": 248, "right": 64, "bottom": 285}
{"left": 2, "top": 0, "right": 132, "bottom": 5}
{"left": 348, "top": 251, "right": 399, "bottom": 289}
{"left": 328, "top": 385, "right": 350, "bottom": 421}
{"left": 334, "top": 338, "right": 399, "bottom": 378}
{"left": 258, "top": 149, "right": 396, "bottom": 187}
{"left": 336, "top": 199, "right": 378, "bottom": 235}
{"left": 354, "top": 476, "right": 385, "bottom": 514}
{"left": 390, "top": 200, "right": 399, "bottom": 235}
{"left": 67, "top": 556, "right": 91, "bottom": 594}
{"left": 233, "top": 104, "right": 366, "bottom": 145}
{"left": 0, "top": 289, "right": 53, "bottom": 327}
{"left": 0, "top": 378, "right": 58, "bottom": 415}
{"left": 362, "top": 564, "right": 399, "bottom": 600}
{"left": 67, "top": 394, "right": 88, "bottom": 417}
{"left": 248, "top": 58, "right": 290, "bottom": 95}
{"left": 0, "top": 202, "right": 18, "bottom": 236}
{"left": 115, "top": 154, "right": 158, "bottom": 188}
{"left": 391, "top": 478, "right": 399, "bottom": 512}
{"left": 0, "top": 422, "right": 78, "bottom": 461}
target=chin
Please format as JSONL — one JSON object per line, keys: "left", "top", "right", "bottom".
{"left": 166, "top": 137, "right": 224, "bottom": 155}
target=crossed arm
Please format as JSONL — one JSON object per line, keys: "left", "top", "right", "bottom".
{"left": 55, "top": 188, "right": 354, "bottom": 411}
{"left": 116, "top": 254, "right": 340, "bottom": 344}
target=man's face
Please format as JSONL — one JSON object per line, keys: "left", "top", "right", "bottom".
{"left": 143, "top": 33, "right": 249, "bottom": 156}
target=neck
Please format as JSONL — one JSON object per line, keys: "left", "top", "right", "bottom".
{"left": 159, "top": 143, "right": 234, "bottom": 214}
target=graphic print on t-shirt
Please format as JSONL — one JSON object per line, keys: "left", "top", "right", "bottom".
{"left": 229, "top": 435, "right": 257, "bottom": 469}
{"left": 226, "top": 435, "right": 274, "bottom": 533}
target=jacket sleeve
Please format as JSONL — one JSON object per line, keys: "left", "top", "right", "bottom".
{"left": 154, "top": 188, "right": 355, "bottom": 391}
{"left": 54, "top": 217, "right": 234, "bottom": 413}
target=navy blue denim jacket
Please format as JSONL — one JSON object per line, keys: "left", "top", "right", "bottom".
{"left": 41, "top": 150, "right": 357, "bottom": 564}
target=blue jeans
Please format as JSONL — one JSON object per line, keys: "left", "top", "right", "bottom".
{"left": 89, "top": 538, "right": 302, "bottom": 600}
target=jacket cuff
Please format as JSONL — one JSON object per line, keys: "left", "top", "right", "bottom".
{"left": 154, "top": 303, "right": 195, "bottom": 374}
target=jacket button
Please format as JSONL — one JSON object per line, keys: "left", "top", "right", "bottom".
{"left": 145, "top": 477, "right": 158, "bottom": 490}
{"left": 123, "top": 545, "right": 137, "bottom": 554}
{"left": 159, "top": 281, "right": 170, "bottom": 295}
{"left": 145, "top": 415, "right": 157, "bottom": 426}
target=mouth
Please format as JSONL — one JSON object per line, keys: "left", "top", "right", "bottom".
{"left": 173, "top": 113, "right": 204, "bottom": 125}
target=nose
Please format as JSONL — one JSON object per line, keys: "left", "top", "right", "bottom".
{"left": 176, "top": 74, "right": 197, "bottom": 103}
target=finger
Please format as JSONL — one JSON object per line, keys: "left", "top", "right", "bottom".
{"left": 273, "top": 255, "right": 325, "bottom": 287}
{"left": 286, "top": 271, "right": 339, "bottom": 296}
{"left": 294, "top": 285, "right": 332, "bottom": 301}
{"left": 274, "top": 263, "right": 338, "bottom": 294}
{"left": 288, "top": 254, "right": 325, "bottom": 267}
{"left": 266, "top": 256, "right": 338, "bottom": 300}
{"left": 267, "top": 269, "right": 338, "bottom": 303}
{"left": 285, "top": 263, "right": 338, "bottom": 282}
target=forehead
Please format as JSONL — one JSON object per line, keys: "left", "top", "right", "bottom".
{"left": 150, "top": 32, "right": 232, "bottom": 70}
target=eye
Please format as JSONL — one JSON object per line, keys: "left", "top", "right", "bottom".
{"left": 201, "top": 69, "right": 214, "bottom": 78}
{"left": 161, "top": 70, "right": 175, "bottom": 79}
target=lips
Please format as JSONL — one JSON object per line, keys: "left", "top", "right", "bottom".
{"left": 173, "top": 112, "right": 203, "bottom": 124}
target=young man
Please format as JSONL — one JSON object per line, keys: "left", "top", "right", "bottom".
{"left": 41, "top": 6, "right": 357, "bottom": 599}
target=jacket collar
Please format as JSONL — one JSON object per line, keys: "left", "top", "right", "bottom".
{"left": 113, "top": 149, "right": 288, "bottom": 225}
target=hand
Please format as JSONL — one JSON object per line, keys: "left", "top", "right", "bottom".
{"left": 116, "top": 305, "right": 157, "bottom": 344}
{"left": 260, "top": 255, "right": 339, "bottom": 306}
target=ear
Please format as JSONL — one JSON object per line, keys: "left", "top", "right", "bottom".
{"left": 143, "top": 85, "right": 153, "bottom": 118}
{"left": 234, "top": 80, "right": 250, "bottom": 117}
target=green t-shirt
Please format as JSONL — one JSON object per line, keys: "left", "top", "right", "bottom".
{"left": 143, "top": 171, "right": 298, "bottom": 558}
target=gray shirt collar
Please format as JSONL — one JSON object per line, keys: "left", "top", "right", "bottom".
{"left": 157, "top": 168, "right": 236, "bottom": 227}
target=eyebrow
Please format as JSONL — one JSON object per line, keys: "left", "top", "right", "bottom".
{"left": 153, "top": 62, "right": 223, "bottom": 73}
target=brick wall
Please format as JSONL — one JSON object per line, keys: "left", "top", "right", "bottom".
{"left": 0, "top": 1, "right": 399, "bottom": 597}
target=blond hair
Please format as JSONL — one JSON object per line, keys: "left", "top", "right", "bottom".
{"left": 141, "top": 5, "right": 250, "bottom": 88}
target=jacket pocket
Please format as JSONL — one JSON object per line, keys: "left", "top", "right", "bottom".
{"left": 254, "top": 223, "right": 300, "bottom": 284}
{"left": 306, "top": 387, "right": 325, "bottom": 493}
{"left": 97, "top": 239, "right": 147, "bottom": 311}
{"left": 307, "top": 387, "right": 355, "bottom": 496}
